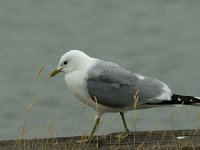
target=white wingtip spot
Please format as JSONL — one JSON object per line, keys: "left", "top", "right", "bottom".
{"left": 176, "top": 136, "right": 186, "bottom": 140}
{"left": 178, "top": 98, "right": 181, "bottom": 101}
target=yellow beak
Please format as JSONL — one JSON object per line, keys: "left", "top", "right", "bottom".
{"left": 49, "top": 68, "right": 63, "bottom": 77}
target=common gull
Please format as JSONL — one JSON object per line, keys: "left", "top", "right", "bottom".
{"left": 50, "top": 50, "right": 200, "bottom": 142}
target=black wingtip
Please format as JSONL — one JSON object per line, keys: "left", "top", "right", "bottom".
{"left": 146, "top": 94, "right": 200, "bottom": 106}
{"left": 171, "top": 94, "right": 200, "bottom": 105}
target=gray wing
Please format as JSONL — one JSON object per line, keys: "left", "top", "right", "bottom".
{"left": 86, "top": 60, "right": 171, "bottom": 108}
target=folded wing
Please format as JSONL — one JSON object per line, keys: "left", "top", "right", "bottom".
{"left": 86, "top": 60, "right": 172, "bottom": 108}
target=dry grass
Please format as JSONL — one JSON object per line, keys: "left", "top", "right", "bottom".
{"left": 7, "top": 107, "right": 200, "bottom": 149}
{"left": 3, "top": 66, "right": 199, "bottom": 150}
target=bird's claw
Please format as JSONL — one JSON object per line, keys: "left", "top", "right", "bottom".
{"left": 76, "top": 138, "right": 90, "bottom": 144}
{"left": 76, "top": 136, "right": 99, "bottom": 144}
{"left": 115, "top": 132, "right": 130, "bottom": 140}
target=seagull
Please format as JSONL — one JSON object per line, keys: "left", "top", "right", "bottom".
{"left": 50, "top": 50, "right": 200, "bottom": 142}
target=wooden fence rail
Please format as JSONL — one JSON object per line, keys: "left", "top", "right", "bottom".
{"left": 0, "top": 129, "right": 199, "bottom": 150}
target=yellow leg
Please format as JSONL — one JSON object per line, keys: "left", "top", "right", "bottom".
{"left": 116, "top": 112, "right": 130, "bottom": 139}
{"left": 77, "top": 117, "right": 100, "bottom": 143}
{"left": 120, "top": 112, "right": 130, "bottom": 134}
{"left": 88, "top": 117, "right": 100, "bottom": 141}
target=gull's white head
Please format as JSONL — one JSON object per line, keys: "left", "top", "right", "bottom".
{"left": 50, "top": 50, "right": 92, "bottom": 77}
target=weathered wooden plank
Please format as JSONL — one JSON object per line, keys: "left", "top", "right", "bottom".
{"left": 0, "top": 129, "right": 199, "bottom": 150}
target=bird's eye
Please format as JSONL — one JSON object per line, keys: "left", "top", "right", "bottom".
{"left": 63, "top": 61, "right": 68, "bottom": 65}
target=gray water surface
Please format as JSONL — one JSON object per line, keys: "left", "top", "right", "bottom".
{"left": 0, "top": 0, "right": 200, "bottom": 139}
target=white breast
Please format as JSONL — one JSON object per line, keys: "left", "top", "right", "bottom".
{"left": 64, "top": 71, "right": 126, "bottom": 113}
{"left": 65, "top": 71, "right": 91, "bottom": 105}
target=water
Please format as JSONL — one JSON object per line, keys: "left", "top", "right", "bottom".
{"left": 0, "top": 0, "right": 200, "bottom": 139}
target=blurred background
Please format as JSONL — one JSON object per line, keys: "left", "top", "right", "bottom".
{"left": 0, "top": 0, "right": 200, "bottom": 140}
